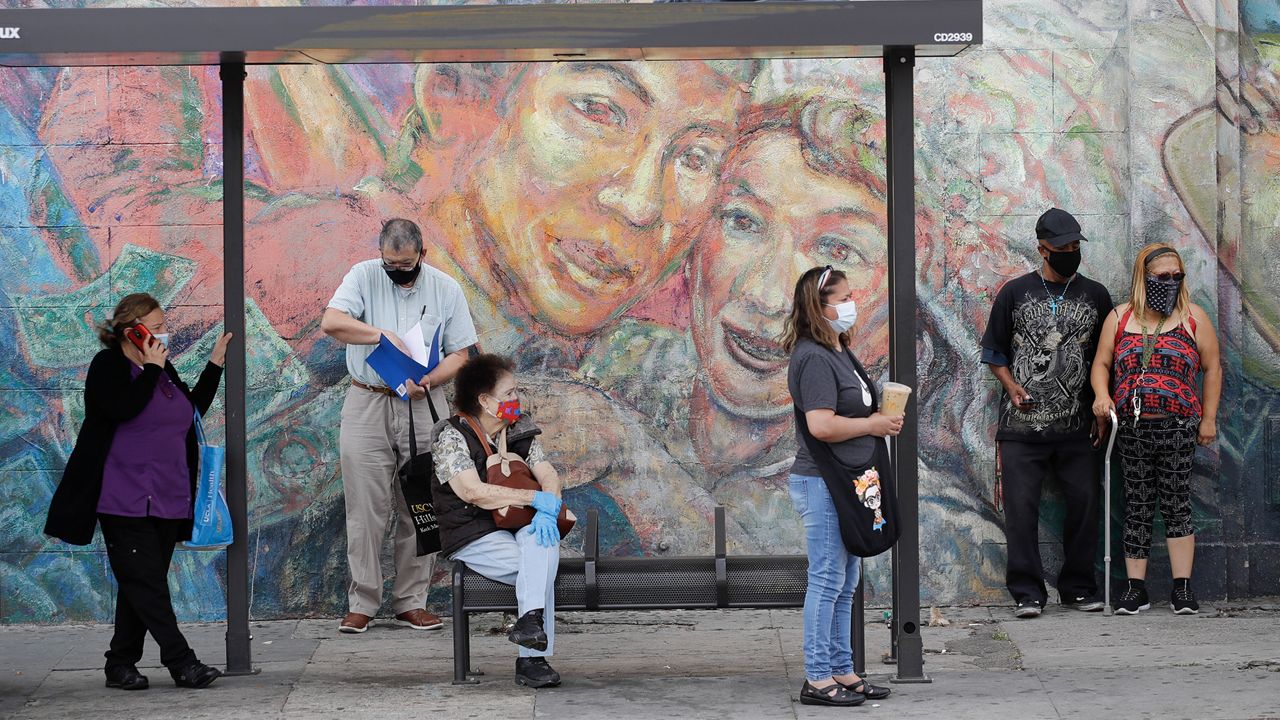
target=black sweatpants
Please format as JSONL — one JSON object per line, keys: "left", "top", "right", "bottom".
{"left": 999, "top": 438, "right": 1101, "bottom": 603}
{"left": 99, "top": 514, "right": 197, "bottom": 672}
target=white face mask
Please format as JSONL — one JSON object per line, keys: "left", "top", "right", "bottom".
{"left": 825, "top": 300, "right": 858, "bottom": 334}
{"left": 153, "top": 333, "right": 170, "bottom": 348}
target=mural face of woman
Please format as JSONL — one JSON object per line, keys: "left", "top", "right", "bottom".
{"left": 691, "top": 129, "right": 888, "bottom": 416}
{"left": 466, "top": 61, "right": 745, "bottom": 336}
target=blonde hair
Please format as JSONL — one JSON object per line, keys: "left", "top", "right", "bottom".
{"left": 96, "top": 293, "right": 160, "bottom": 348}
{"left": 1129, "top": 243, "right": 1191, "bottom": 321}
{"left": 781, "top": 267, "right": 849, "bottom": 353}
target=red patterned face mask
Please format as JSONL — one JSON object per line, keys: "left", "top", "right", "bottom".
{"left": 495, "top": 399, "right": 522, "bottom": 424}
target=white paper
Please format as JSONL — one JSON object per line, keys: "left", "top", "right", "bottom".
{"left": 400, "top": 321, "right": 430, "bottom": 367}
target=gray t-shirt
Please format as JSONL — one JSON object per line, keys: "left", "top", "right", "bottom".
{"left": 788, "top": 338, "right": 877, "bottom": 477}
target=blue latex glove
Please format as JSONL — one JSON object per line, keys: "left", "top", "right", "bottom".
{"left": 528, "top": 510, "right": 560, "bottom": 548}
{"left": 531, "top": 490, "right": 561, "bottom": 517}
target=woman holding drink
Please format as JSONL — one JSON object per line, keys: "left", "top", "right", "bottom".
{"left": 784, "top": 265, "right": 901, "bottom": 706}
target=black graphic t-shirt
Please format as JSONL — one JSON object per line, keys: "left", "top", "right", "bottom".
{"left": 981, "top": 271, "right": 1114, "bottom": 443}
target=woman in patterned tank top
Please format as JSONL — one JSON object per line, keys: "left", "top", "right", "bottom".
{"left": 1090, "top": 244, "right": 1221, "bottom": 616}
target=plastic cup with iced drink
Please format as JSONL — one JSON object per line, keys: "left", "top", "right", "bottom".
{"left": 881, "top": 382, "right": 912, "bottom": 416}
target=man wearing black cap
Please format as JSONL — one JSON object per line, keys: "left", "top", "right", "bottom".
{"left": 980, "top": 208, "right": 1114, "bottom": 618}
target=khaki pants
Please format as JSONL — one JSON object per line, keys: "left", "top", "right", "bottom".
{"left": 339, "top": 384, "right": 448, "bottom": 616}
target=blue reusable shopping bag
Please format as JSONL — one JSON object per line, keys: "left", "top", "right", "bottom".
{"left": 183, "top": 410, "right": 233, "bottom": 550}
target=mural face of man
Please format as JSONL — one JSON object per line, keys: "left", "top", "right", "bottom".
{"left": 691, "top": 129, "right": 888, "bottom": 417}
{"left": 465, "top": 61, "right": 745, "bottom": 336}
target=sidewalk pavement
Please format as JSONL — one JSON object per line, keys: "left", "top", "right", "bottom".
{"left": 2, "top": 600, "right": 1278, "bottom": 720}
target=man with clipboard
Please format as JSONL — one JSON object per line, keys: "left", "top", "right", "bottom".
{"left": 322, "top": 219, "right": 478, "bottom": 634}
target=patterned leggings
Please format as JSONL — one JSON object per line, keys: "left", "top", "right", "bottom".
{"left": 1118, "top": 416, "right": 1197, "bottom": 559}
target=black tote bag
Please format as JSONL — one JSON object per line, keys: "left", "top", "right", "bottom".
{"left": 793, "top": 348, "right": 900, "bottom": 558}
{"left": 399, "top": 392, "right": 442, "bottom": 556}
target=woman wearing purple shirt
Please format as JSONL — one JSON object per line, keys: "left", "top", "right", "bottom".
{"left": 45, "top": 293, "right": 232, "bottom": 692}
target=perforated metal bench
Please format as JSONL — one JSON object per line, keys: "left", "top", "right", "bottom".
{"left": 450, "top": 506, "right": 809, "bottom": 684}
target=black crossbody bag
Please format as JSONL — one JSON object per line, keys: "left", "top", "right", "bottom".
{"left": 793, "top": 347, "right": 900, "bottom": 558}
{"left": 399, "top": 392, "right": 442, "bottom": 556}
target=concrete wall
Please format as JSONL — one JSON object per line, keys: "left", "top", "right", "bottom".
{"left": 1, "top": 0, "right": 1277, "bottom": 623}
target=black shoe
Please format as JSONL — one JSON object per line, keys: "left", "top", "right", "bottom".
{"left": 104, "top": 665, "right": 149, "bottom": 691}
{"left": 515, "top": 657, "right": 561, "bottom": 688}
{"left": 799, "top": 680, "right": 864, "bottom": 707}
{"left": 508, "top": 609, "right": 548, "bottom": 652}
{"left": 1013, "top": 598, "right": 1043, "bottom": 618}
{"left": 840, "top": 677, "right": 892, "bottom": 700}
{"left": 170, "top": 661, "right": 222, "bottom": 689}
{"left": 1171, "top": 579, "right": 1200, "bottom": 615}
{"left": 1115, "top": 580, "right": 1150, "bottom": 615}
{"left": 1062, "top": 593, "right": 1105, "bottom": 612}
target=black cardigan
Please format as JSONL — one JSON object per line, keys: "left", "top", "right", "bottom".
{"left": 44, "top": 347, "right": 224, "bottom": 546}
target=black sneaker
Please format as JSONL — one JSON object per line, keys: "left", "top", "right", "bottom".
{"left": 170, "top": 661, "right": 222, "bottom": 689}
{"left": 508, "top": 609, "right": 548, "bottom": 651}
{"left": 1062, "top": 593, "right": 1104, "bottom": 612}
{"left": 104, "top": 665, "right": 149, "bottom": 691}
{"left": 1171, "top": 580, "right": 1200, "bottom": 615}
{"left": 1114, "top": 581, "right": 1150, "bottom": 615}
{"left": 1013, "top": 599, "right": 1043, "bottom": 618}
{"left": 515, "top": 657, "right": 561, "bottom": 688}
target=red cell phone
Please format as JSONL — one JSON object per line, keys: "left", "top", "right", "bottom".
{"left": 124, "top": 324, "right": 154, "bottom": 351}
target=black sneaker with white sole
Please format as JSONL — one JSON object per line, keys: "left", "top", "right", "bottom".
{"left": 515, "top": 657, "right": 561, "bottom": 688}
{"left": 1114, "top": 580, "right": 1150, "bottom": 615}
{"left": 1170, "top": 579, "right": 1199, "bottom": 615}
{"left": 1062, "top": 593, "right": 1105, "bottom": 612}
{"left": 1013, "top": 599, "right": 1043, "bottom": 618}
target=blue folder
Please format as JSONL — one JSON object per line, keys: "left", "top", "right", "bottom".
{"left": 365, "top": 325, "right": 442, "bottom": 400}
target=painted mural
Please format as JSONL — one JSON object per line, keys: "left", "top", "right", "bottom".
{"left": 1, "top": 0, "right": 1277, "bottom": 623}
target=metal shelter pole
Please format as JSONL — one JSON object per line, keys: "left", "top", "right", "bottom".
{"left": 884, "top": 44, "right": 929, "bottom": 684}
{"left": 852, "top": 578, "right": 866, "bottom": 675}
{"left": 220, "top": 54, "right": 256, "bottom": 677}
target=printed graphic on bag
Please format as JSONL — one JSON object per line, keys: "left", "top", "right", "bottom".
{"left": 854, "top": 468, "right": 885, "bottom": 531}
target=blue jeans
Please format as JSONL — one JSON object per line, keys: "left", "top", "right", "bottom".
{"left": 789, "top": 473, "right": 861, "bottom": 681}
{"left": 450, "top": 529, "right": 559, "bottom": 658}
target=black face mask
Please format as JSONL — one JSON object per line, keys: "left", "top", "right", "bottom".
{"left": 384, "top": 263, "right": 422, "bottom": 286}
{"left": 1145, "top": 276, "right": 1181, "bottom": 316}
{"left": 1044, "top": 248, "right": 1081, "bottom": 278}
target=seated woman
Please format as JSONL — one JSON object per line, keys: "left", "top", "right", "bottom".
{"left": 430, "top": 354, "right": 566, "bottom": 688}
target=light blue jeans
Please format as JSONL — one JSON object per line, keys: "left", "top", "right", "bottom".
{"left": 450, "top": 529, "right": 559, "bottom": 658}
{"left": 789, "top": 473, "right": 861, "bottom": 681}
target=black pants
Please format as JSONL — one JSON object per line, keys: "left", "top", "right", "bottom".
{"left": 99, "top": 514, "right": 197, "bottom": 672}
{"left": 999, "top": 438, "right": 1100, "bottom": 603}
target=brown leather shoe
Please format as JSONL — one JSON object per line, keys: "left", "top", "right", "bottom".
{"left": 339, "top": 612, "right": 372, "bottom": 634}
{"left": 393, "top": 609, "right": 444, "bottom": 630}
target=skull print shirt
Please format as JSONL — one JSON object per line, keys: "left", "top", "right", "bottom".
{"left": 980, "top": 271, "right": 1114, "bottom": 442}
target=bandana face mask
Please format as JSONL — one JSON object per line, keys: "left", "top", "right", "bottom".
{"left": 1145, "top": 275, "right": 1181, "bottom": 316}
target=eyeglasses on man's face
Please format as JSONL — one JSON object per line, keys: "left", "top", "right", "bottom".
{"left": 381, "top": 256, "right": 420, "bottom": 272}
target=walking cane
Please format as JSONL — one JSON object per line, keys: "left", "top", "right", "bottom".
{"left": 1103, "top": 409, "right": 1119, "bottom": 616}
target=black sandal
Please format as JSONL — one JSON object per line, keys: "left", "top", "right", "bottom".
{"left": 800, "top": 680, "right": 865, "bottom": 706}
{"left": 841, "top": 677, "right": 892, "bottom": 700}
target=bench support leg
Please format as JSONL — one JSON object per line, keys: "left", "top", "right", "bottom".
{"left": 452, "top": 563, "right": 481, "bottom": 685}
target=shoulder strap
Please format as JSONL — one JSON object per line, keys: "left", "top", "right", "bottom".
{"left": 1115, "top": 307, "right": 1133, "bottom": 346}
{"left": 462, "top": 414, "right": 493, "bottom": 456}
{"left": 1186, "top": 313, "right": 1197, "bottom": 336}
